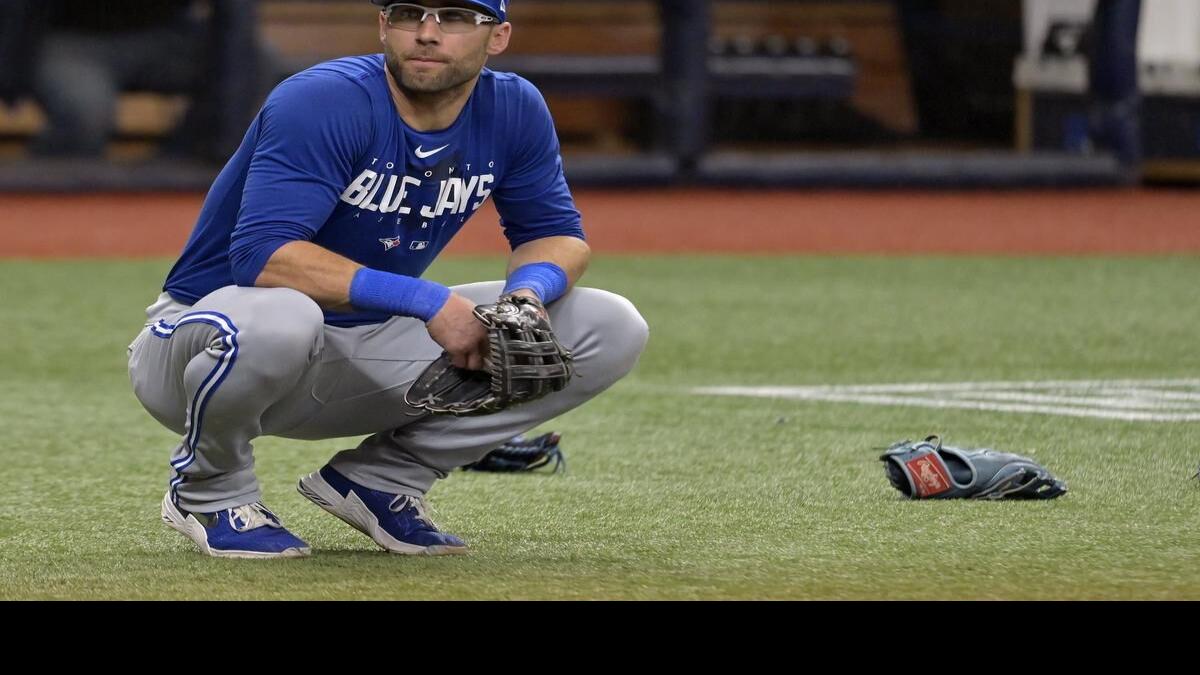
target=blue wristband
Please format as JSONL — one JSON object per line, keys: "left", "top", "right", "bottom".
{"left": 503, "top": 262, "right": 569, "bottom": 304}
{"left": 348, "top": 268, "right": 451, "bottom": 322}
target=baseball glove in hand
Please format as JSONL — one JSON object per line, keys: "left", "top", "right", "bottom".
{"left": 463, "top": 432, "right": 566, "bottom": 473}
{"left": 405, "top": 295, "right": 574, "bottom": 416}
{"left": 880, "top": 435, "right": 1067, "bottom": 500}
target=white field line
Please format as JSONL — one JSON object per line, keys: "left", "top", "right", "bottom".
{"left": 942, "top": 390, "right": 1200, "bottom": 410}
{"left": 689, "top": 380, "right": 1200, "bottom": 422}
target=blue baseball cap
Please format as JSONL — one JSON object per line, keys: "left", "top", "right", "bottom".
{"left": 370, "top": 1, "right": 507, "bottom": 22}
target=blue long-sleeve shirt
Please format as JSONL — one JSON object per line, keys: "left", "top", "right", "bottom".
{"left": 163, "top": 54, "right": 583, "bottom": 326}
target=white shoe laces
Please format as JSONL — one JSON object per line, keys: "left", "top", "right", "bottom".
{"left": 228, "top": 502, "right": 282, "bottom": 531}
{"left": 388, "top": 494, "right": 436, "bottom": 529}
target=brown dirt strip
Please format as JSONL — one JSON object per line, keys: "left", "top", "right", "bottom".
{"left": 1, "top": 188, "right": 1198, "bottom": 257}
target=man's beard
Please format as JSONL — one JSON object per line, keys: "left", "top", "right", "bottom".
{"left": 385, "top": 49, "right": 483, "bottom": 99}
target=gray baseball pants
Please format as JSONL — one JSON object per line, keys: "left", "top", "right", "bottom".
{"left": 128, "top": 281, "right": 648, "bottom": 513}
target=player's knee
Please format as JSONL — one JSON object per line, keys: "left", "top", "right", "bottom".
{"left": 230, "top": 288, "right": 325, "bottom": 366}
{"left": 577, "top": 289, "right": 649, "bottom": 384}
{"left": 606, "top": 293, "right": 650, "bottom": 371}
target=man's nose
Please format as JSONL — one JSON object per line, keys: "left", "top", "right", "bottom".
{"left": 415, "top": 14, "right": 441, "bottom": 42}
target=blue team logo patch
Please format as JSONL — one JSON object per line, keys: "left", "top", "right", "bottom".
{"left": 409, "top": 241, "right": 429, "bottom": 251}
{"left": 379, "top": 236, "right": 403, "bottom": 251}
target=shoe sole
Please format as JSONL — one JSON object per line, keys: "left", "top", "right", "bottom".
{"left": 160, "top": 492, "right": 311, "bottom": 559}
{"left": 297, "top": 471, "right": 468, "bottom": 556}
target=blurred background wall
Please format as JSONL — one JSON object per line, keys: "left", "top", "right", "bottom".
{"left": 0, "top": 0, "right": 1197, "bottom": 189}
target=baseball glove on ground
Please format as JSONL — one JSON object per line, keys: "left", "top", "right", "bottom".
{"left": 405, "top": 295, "right": 574, "bottom": 416}
{"left": 880, "top": 435, "right": 1067, "bottom": 500}
{"left": 463, "top": 432, "right": 566, "bottom": 473}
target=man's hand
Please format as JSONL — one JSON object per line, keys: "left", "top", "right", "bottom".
{"left": 405, "top": 294, "right": 575, "bottom": 416}
{"left": 425, "top": 292, "right": 489, "bottom": 371}
{"left": 500, "top": 287, "right": 548, "bottom": 319}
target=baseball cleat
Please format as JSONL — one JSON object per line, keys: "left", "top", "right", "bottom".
{"left": 160, "top": 491, "right": 311, "bottom": 559}
{"left": 298, "top": 465, "right": 468, "bottom": 555}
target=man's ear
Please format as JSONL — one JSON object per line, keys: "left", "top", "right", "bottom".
{"left": 487, "top": 22, "right": 512, "bottom": 56}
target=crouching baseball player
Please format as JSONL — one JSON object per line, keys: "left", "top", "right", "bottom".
{"left": 127, "top": 0, "right": 648, "bottom": 558}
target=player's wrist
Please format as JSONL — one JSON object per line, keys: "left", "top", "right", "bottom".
{"left": 348, "top": 268, "right": 450, "bottom": 322}
{"left": 503, "top": 262, "right": 568, "bottom": 304}
{"left": 502, "top": 288, "right": 540, "bottom": 301}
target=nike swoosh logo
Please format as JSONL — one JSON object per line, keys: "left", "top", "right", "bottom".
{"left": 414, "top": 144, "right": 450, "bottom": 159}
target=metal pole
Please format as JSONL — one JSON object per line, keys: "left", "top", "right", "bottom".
{"left": 660, "top": 0, "right": 710, "bottom": 172}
